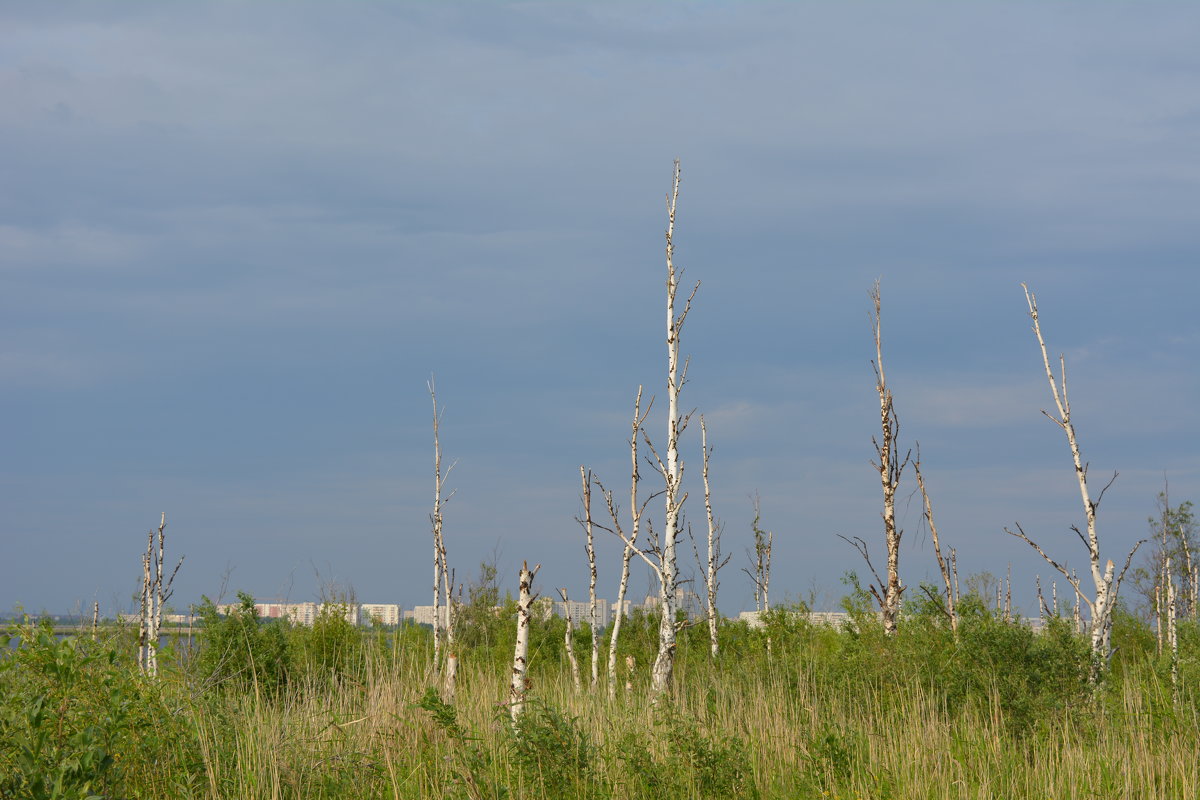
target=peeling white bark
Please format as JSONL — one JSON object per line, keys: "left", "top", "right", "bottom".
{"left": 428, "top": 377, "right": 458, "bottom": 697}
{"left": 869, "top": 282, "right": 909, "bottom": 635}
{"left": 1006, "top": 285, "right": 1145, "bottom": 677}
{"left": 699, "top": 417, "right": 726, "bottom": 660}
{"left": 605, "top": 387, "right": 650, "bottom": 701}
{"left": 652, "top": 160, "right": 695, "bottom": 698}
{"left": 559, "top": 588, "right": 582, "bottom": 694}
{"left": 579, "top": 466, "right": 600, "bottom": 690}
{"left": 138, "top": 513, "right": 181, "bottom": 678}
{"left": 511, "top": 561, "right": 540, "bottom": 723}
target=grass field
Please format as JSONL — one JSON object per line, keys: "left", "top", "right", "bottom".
{"left": 2, "top": 594, "right": 1198, "bottom": 799}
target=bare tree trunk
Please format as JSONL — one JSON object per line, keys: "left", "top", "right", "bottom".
{"left": 150, "top": 514, "right": 165, "bottom": 677}
{"left": 1072, "top": 570, "right": 1083, "bottom": 635}
{"left": 952, "top": 549, "right": 960, "bottom": 614}
{"left": 870, "top": 282, "right": 909, "bottom": 635}
{"left": 914, "top": 453, "right": 956, "bottom": 634}
{"left": 650, "top": 159, "right": 697, "bottom": 699}
{"left": 139, "top": 531, "right": 151, "bottom": 674}
{"left": 1037, "top": 575, "right": 1049, "bottom": 627}
{"left": 744, "top": 493, "right": 773, "bottom": 616}
{"left": 511, "top": 561, "right": 540, "bottom": 724}
{"left": 559, "top": 588, "right": 582, "bottom": 694}
{"left": 605, "top": 387, "right": 651, "bottom": 701}
{"left": 428, "top": 377, "right": 457, "bottom": 696}
{"left": 1155, "top": 582, "right": 1164, "bottom": 656}
{"left": 699, "top": 417, "right": 727, "bottom": 660}
{"left": 579, "top": 466, "right": 600, "bottom": 690}
{"left": 1167, "top": 556, "right": 1178, "bottom": 688}
{"left": 1006, "top": 285, "right": 1145, "bottom": 679}
{"left": 444, "top": 653, "right": 458, "bottom": 704}
{"left": 91, "top": 601, "right": 99, "bottom": 642}
{"left": 1004, "top": 564, "right": 1012, "bottom": 623}
{"left": 137, "top": 513, "right": 182, "bottom": 679}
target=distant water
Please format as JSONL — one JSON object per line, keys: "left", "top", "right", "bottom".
{"left": 4, "top": 632, "right": 195, "bottom": 653}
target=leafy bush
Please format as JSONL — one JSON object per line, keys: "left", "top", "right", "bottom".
{"left": 510, "top": 700, "right": 605, "bottom": 799}
{"left": 289, "top": 601, "right": 364, "bottom": 686}
{"left": 191, "top": 592, "right": 291, "bottom": 696}
{"left": 614, "top": 708, "right": 757, "bottom": 800}
{"left": 0, "top": 620, "right": 200, "bottom": 799}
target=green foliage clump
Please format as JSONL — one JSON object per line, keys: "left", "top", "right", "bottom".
{"left": 510, "top": 700, "right": 605, "bottom": 799}
{"left": 289, "top": 601, "right": 365, "bottom": 687}
{"left": 417, "top": 687, "right": 509, "bottom": 800}
{"left": 0, "top": 619, "right": 200, "bottom": 799}
{"left": 614, "top": 708, "right": 757, "bottom": 800}
{"left": 192, "top": 592, "right": 291, "bottom": 696}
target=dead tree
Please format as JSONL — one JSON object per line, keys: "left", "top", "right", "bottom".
{"left": 847, "top": 282, "right": 911, "bottom": 634}
{"left": 1037, "top": 576, "right": 1050, "bottom": 625}
{"left": 914, "top": 451, "right": 957, "bottom": 633}
{"left": 641, "top": 159, "right": 698, "bottom": 698}
{"left": 138, "top": 513, "right": 183, "bottom": 678}
{"left": 558, "top": 588, "right": 582, "bottom": 694}
{"left": 428, "top": 377, "right": 458, "bottom": 698}
{"left": 743, "top": 493, "right": 773, "bottom": 618}
{"left": 696, "top": 417, "right": 729, "bottom": 659}
{"left": 510, "top": 561, "right": 540, "bottom": 723}
{"left": 577, "top": 466, "right": 600, "bottom": 690}
{"left": 1005, "top": 284, "right": 1145, "bottom": 678}
{"left": 600, "top": 387, "right": 654, "bottom": 700}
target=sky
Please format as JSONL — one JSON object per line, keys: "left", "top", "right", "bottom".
{"left": 3, "top": 2, "right": 1199, "bottom": 619}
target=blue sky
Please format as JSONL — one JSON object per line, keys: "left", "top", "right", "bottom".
{"left": 3, "top": 3, "right": 1198, "bottom": 617}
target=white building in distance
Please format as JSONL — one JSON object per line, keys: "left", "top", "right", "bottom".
{"left": 360, "top": 603, "right": 400, "bottom": 626}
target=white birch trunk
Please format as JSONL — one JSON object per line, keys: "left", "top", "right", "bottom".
{"left": 428, "top": 377, "right": 456, "bottom": 692}
{"left": 444, "top": 653, "right": 458, "bottom": 704}
{"left": 1155, "top": 582, "right": 1163, "bottom": 656}
{"left": 139, "top": 531, "right": 151, "bottom": 674}
{"left": 1167, "top": 556, "right": 1178, "bottom": 687}
{"left": 149, "top": 513, "right": 166, "bottom": 678}
{"left": 1008, "top": 286, "right": 1145, "bottom": 677}
{"left": 511, "top": 561, "right": 539, "bottom": 723}
{"left": 432, "top": 542, "right": 442, "bottom": 673}
{"left": 607, "top": 387, "right": 647, "bottom": 701}
{"left": 652, "top": 160, "right": 693, "bottom": 698}
{"left": 870, "top": 282, "right": 907, "bottom": 635}
{"left": 916, "top": 457, "right": 957, "bottom": 633}
{"left": 701, "top": 417, "right": 720, "bottom": 659}
{"left": 559, "top": 588, "right": 582, "bottom": 694}
{"left": 580, "top": 466, "right": 600, "bottom": 690}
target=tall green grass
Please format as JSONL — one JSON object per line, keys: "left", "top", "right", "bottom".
{"left": 2, "top": 601, "right": 1197, "bottom": 799}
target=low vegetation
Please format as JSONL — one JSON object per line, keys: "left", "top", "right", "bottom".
{"left": 2, "top": 588, "right": 1198, "bottom": 799}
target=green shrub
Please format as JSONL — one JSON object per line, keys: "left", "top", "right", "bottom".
{"left": 191, "top": 592, "right": 291, "bottom": 696}
{"left": 0, "top": 620, "right": 200, "bottom": 799}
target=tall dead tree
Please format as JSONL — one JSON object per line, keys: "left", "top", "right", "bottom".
{"left": 510, "top": 561, "right": 540, "bottom": 723}
{"left": 138, "top": 513, "right": 183, "bottom": 678}
{"left": 647, "top": 159, "right": 697, "bottom": 697}
{"left": 743, "top": 493, "right": 773, "bottom": 618}
{"left": 598, "top": 387, "right": 654, "bottom": 700}
{"left": 1005, "top": 284, "right": 1144, "bottom": 679}
{"left": 428, "top": 377, "right": 458, "bottom": 697}
{"left": 606, "top": 163, "right": 696, "bottom": 699}
{"left": 849, "top": 282, "right": 910, "bottom": 634}
{"left": 699, "top": 418, "right": 728, "bottom": 658}
{"left": 577, "top": 466, "right": 600, "bottom": 690}
{"left": 558, "top": 588, "right": 582, "bottom": 694}
{"left": 914, "top": 451, "right": 957, "bottom": 633}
